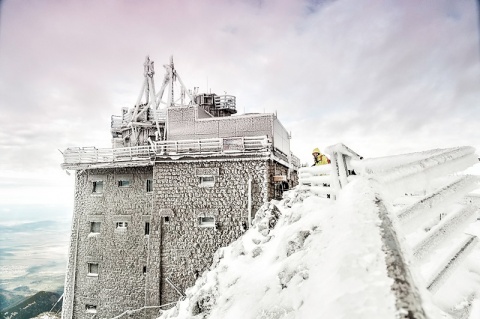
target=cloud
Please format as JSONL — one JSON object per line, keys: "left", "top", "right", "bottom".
{"left": 0, "top": 0, "right": 478, "bottom": 200}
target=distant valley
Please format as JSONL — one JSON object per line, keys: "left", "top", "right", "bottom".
{"left": 0, "top": 291, "right": 62, "bottom": 319}
{"left": 0, "top": 219, "right": 70, "bottom": 317}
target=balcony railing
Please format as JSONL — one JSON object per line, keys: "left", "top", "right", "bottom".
{"left": 61, "top": 136, "right": 301, "bottom": 169}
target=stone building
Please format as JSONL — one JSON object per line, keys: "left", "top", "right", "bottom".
{"left": 61, "top": 57, "right": 299, "bottom": 319}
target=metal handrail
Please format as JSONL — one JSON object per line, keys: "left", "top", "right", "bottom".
{"left": 363, "top": 145, "right": 479, "bottom": 312}
{"left": 62, "top": 136, "right": 271, "bottom": 166}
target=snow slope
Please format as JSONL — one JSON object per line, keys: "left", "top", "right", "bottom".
{"left": 158, "top": 149, "right": 480, "bottom": 319}
{"left": 159, "top": 179, "right": 399, "bottom": 319}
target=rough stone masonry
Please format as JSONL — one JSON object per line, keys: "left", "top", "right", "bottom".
{"left": 62, "top": 154, "right": 297, "bottom": 319}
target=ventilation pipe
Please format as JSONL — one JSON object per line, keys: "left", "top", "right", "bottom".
{"left": 248, "top": 177, "right": 252, "bottom": 227}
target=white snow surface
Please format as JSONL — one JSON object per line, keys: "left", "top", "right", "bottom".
{"left": 159, "top": 179, "right": 398, "bottom": 319}
{"left": 157, "top": 150, "right": 480, "bottom": 319}
{"left": 31, "top": 313, "right": 60, "bottom": 319}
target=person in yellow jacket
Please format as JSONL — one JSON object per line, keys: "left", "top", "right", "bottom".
{"left": 312, "top": 148, "right": 330, "bottom": 166}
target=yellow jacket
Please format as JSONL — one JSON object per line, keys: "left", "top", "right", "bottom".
{"left": 314, "top": 153, "right": 329, "bottom": 166}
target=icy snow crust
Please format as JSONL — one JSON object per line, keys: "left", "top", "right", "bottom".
{"left": 159, "top": 179, "right": 398, "bottom": 319}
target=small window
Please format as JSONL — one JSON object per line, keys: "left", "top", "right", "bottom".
{"left": 85, "top": 305, "right": 97, "bottom": 313}
{"left": 92, "top": 181, "right": 103, "bottom": 193}
{"left": 116, "top": 221, "right": 128, "bottom": 229}
{"left": 143, "top": 266, "right": 147, "bottom": 274}
{"left": 144, "top": 222, "right": 150, "bottom": 235}
{"left": 118, "top": 180, "right": 130, "bottom": 187}
{"left": 146, "top": 179, "right": 153, "bottom": 193}
{"left": 163, "top": 216, "right": 170, "bottom": 224}
{"left": 198, "top": 216, "right": 215, "bottom": 227}
{"left": 90, "top": 222, "right": 101, "bottom": 233}
{"left": 199, "top": 176, "right": 215, "bottom": 187}
{"left": 88, "top": 263, "right": 99, "bottom": 276}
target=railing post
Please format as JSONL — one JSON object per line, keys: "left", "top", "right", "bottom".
{"left": 374, "top": 195, "right": 427, "bottom": 319}
{"left": 328, "top": 152, "right": 341, "bottom": 200}
{"left": 325, "top": 143, "right": 362, "bottom": 193}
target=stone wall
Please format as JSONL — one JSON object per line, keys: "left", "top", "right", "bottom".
{"left": 267, "top": 160, "right": 299, "bottom": 200}
{"left": 63, "top": 166, "right": 154, "bottom": 319}
{"left": 153, "top": 158, "right": 269, "bottom": 304}
{"left": 62, "top": 156, "right": 298, "bottom": 318}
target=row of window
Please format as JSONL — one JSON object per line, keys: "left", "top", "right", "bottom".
{"left": 92, "top": 179, "right": 153, "bottom": 194}
{"left": 92, "top": 176, "right": 215, "bottom": 194}
{"left": 90, "top": 221, "right": 152, "bottom": 235}
{"left": 89, "top": 216, "right": 215, "bottom": 234}
{"left": 84, "top": 263, "right": 148, "bottom": 313}
{"left": 87, "top": 262, "right": 147, "bottom": 276}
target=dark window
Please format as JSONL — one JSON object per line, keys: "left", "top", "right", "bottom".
{"left": 116, "top": 221, "right": 128, "bottom": 229}
{"left": 146, "top": 179, "right": 153, "bottom": 192}
{"left": 90, "top": 222, "right": 101, "bottom": 233}
{"left": 199, "top": 176, "right": 215, "bottom": 187}
{"left": 92, "top": 181, "right": 103, "bottom": 193}
{"left": 118, "top": 180, "right": 130, "bottom": 187}
{"left": 143, "top": 266, "right": 147, "bottom": 274}
{"left": 88, "top": 263, "right": 99, "bottom": 275}
{"left": 163, "top": 216, "right": 170, "bottom": 224}
{"left": 198, "top": 216, "right": 215, "bottom": 227}
{"left": 144, "top": 222, "right": 150, "bottom": 235}
{"left": 85, "top": 305, "right": 97, "bottom": 313}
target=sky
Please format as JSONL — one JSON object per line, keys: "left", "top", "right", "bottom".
{"left": 0, "top": 0, "right": 479, "bottom": 221}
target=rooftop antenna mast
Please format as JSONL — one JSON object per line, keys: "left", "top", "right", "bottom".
{"left": 131, "top": 56, "right": 156, "bottom": 123}
{"left": 155, "top": 56, "right": 195, "bottom": 109}
{"left": 167, "top": 56, "right": 175, "bottom": 108}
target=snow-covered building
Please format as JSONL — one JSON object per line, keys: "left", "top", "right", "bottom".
{"left": 60, "top": 57, "right": 300, "bottom": 319}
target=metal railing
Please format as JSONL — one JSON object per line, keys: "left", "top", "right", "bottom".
{"left": 298, "top": 165, "right": 334, "bottom": 197}
{"left": 62, "top": 136, "right": 274, "bottom": 167}
{"left": 214, "top": 95, "right": 236, "bottom": 111}
{"left": 111, "top": 115, "right": 122, "bottom": 130}
{"left": 353, "top": 146, "right": 479, "bottom": 317}
{"left": 298, "top": 144, "right": 479, "bottom": 316}
{"left": 298, "top": 143, "right": 362, "bottom": 199}
{"left": 63, "top": 145, "right": 153, "bottom": 165}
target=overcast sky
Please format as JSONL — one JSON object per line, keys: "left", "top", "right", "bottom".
{"left": 0, "top": 0, "right": 479, "bottom": 221}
